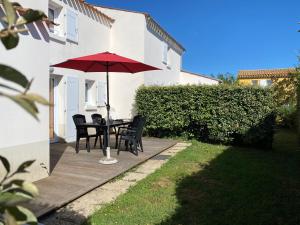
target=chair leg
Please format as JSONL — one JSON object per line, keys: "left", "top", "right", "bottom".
{"left": 139, "top": 138, "right": 143, "bottom": 152}
{"left": 133, "top": 139, "right": 138, "bottom": 156}
{"left": 115, "top": 133, "right": 119, "bottom": 149}
{"left": 94, "top": 136, "right": 98, "bottom": 148}
{"left": 75, "top": 137, "right": 80, "bottom": 153}
{"left": 87, "top": 137, "right": 90, "bottom": 152}
{"left": 117, "top": 137, "right": 122, "bottom": 155}
{"left": 99, "top": 135, "right": 103, "bottom": 148}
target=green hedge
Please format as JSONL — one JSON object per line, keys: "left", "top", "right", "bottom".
{"left": 136, "top": 85, "right": 276, "bottom": 148}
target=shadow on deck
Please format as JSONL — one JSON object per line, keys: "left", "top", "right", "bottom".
{"left": 27, "top": 137, "right": 177, "bottom": 218}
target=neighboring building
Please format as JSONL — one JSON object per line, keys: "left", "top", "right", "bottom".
{"left": 180, "top": 70, "right": 220, "bottom": 85}
{"left": 238, "top": 68, "right": 297, "bottom": 87}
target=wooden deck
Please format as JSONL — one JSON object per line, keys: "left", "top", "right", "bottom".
{"left": 27, "top": 137, "right": 177, "bottom": 218}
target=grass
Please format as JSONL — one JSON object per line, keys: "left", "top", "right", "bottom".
{"left": 85, "top": 130, "right": 300, "bottom": 225}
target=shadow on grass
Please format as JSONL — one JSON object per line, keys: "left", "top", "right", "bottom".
{"left": 157, "top": 130, "right": 300, "bottom": 225}
{"left": 155, "top": 129, "right": 300, "bottom": 225}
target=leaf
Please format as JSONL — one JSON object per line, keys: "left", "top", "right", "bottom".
{"left": 0, "top": 31, "right": 19, "bottom": 50}
{"left": 4, "top": 210, "right": 18, "bottom": 225}
{"left": 2, "top": 0, "right": 16, "bottom": 27}
{"left": 0, "top": 192, "right": 31, "bottom": 206}
{"left": 5, "top": 206, "right": 37, "bottom": 225}
{"left": 4, "top": 95, "right": 39, "bottom": 120}
{"left": 16, "top": 9, "right": 47, "bottom": 26}
{"left": 16, "top": 160, "right": 35, "bottom": 173}
{"left": 4, "top": 180, "right": 38, "bottom": 197}
{"left": 0, "top": 155, "right": 10, "bottom": 174}
{"left": 21, "top": 93, "right": 49, "bottom": 105}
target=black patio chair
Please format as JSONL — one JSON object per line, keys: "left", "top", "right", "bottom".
{"left": 117, "top": 116, "right": 146, "bottom": 156}
{"left": 91, "top": 113, "right": 104, "bottom": 149}
{"left": 73, "top": 114, "right": 98, "bottom": 153}
{"left": 115, "top": 115, "right": 142, "bottom": 148}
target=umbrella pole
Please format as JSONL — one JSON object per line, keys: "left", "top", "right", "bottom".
{"left": 99, "top": 63, "right": 118, "bottom": 165}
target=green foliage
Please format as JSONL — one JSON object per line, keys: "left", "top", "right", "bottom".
{"left": 213, "top": 72, "right": 237, "bottom": 85}
{"left": 136, "top": 85, "right": 275, "bottom": 148}
{"left": 0, "top": 156, "right": 38, "bottom": 225}
{"left": 276, "top": 104, "right": 297, "bottom": 129}
{"left": 0, "top": 1, "right": 49, "bottom": 120}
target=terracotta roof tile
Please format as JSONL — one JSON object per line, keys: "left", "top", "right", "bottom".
{"left": 238, "top": 68, "right": 297, "bottom": 79}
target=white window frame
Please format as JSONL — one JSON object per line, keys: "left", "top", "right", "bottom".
{"left": 48, "top": 1, "right": 65, "bottom": 39}
{"left": 85, "top": 80, "right": 95, "bottom": 106}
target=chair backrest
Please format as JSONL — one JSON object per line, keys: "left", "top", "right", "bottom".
{"left": 130, "top": 115, "right": 142, "bottom": 129}
{"left": 72, "top": 114, "right": 87, "bottom": 136}
{"left": 135, "top": 116, "right": 146, "bottom": 140}
{"left": 91, "top": 113, "right": 102, "bottom": 124}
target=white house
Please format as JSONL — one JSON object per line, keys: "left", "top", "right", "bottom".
{"left": 0, "top": 1, "right": 217, "bottom": 182}
{"left": 180, "top": 70, "right": 220, "bottom": 85}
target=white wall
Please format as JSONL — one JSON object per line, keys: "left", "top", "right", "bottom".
{"left": 180, "top": 71, "right": 220, "bottom": 85}
{"left": 144, "top": 26, "right": 182, "bottom": 86}
{"left": 0, "top": 0, "right": 50, "bottom": 181}
{"left": 50, "top": 0, "right": 112, "bottom": 141}
{"left": 98, "top": 7, "right": 146, "bottom": 119}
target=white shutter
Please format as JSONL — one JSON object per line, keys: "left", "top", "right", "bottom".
{"left": 66, "top": 9, "right": 78, "bottom": 42}
{"left": 162, "top": 42, "right": 168, "bottom": 64}
{"left": 97, "top": 81, "right": 107, "bottom": 107}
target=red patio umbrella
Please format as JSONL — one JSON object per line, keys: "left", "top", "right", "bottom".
{"left": 52, "top": 52, "right": 160, "bottom": 164}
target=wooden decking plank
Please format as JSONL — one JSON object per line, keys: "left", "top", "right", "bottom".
{"left": 26, "top": 137, "right": 176, "bottom": 218}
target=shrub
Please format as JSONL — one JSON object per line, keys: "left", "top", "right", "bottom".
{"left": 276, "top": 104, "right": 297, "bottom": 129}
{"left": 136, "top": 85, "right": 276, "bottom": 148}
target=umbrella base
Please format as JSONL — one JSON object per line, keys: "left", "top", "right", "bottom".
{"left": 99, "top": 157, "right": 118, "bottom": 165}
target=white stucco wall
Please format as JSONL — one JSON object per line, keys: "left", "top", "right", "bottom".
{"left": 0, "top": 1, "right": 50, "bottom": 181}
{"left": 144, "top": 26, "right": 182, "bottom": 86}
{"left": 97, "top": 7, "right": 146, "bottom": 119}
{"left": 50, "top": 0, "right": 112, "bottom": 142}
{"left": 180, "top": 71, "right": 220, "bottom": 85}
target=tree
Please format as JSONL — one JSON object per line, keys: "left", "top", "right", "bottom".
{"left": 214, "top": 73, "right": 237, "bottom": 85}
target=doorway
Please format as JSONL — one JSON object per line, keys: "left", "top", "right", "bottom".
{"left": 49, "top": 76, "right": 60, "bottom": 143}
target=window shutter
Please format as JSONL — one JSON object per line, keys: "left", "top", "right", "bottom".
{"left": 162, "top": 42, "right": 168, "bottom": 64}
{"left": 97, "top": 81, "right": 107, "bottom": 107}
{"left": 66, "top": 9, "right": 78, "bottom": 42}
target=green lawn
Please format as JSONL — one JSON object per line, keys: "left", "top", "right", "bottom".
{"left": 85, "top": 130, "right": 300, "bottom": 225}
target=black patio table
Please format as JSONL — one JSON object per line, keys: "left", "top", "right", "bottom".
{"left": 77, "top": 119, "right": 131, "bottom": 150}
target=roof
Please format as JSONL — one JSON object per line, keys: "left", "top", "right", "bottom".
{"left": 181, "top": 70, "right": 221, "bottom": 82}
{"left": 238, "top": 68, "right": 298, "bottom": 79}
{"left": 78, "top": 0, "right": 115, "bottom": 24}
{"left": 92, "top": 4, "right": 185, "bottom": 53}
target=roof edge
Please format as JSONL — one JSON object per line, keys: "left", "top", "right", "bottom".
{"left": 92, "top": 4, "right": 185, "bottom": 53}
{"left": 181, "top": 70, "right": 221, "bottom": 82}
{"left": 80, "top": 1, "right": 115, "bottom": 24}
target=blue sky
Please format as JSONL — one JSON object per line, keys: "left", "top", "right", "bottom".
{"left": 88, "top": 0, "right": 300, "bottom": 76}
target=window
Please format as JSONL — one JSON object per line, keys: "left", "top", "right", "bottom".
{"left": 162, "top": 42, "right": 168, "bottom": 64}
{"left": 85, "top": 80, "right": 95, "bottom": 105}
{"left": 48, "top": 2, "right": 64, "bottom": 37}
{"left": 251, "top": 80, "right": 258, "bottom": 86}
{"left": 66, "top": 9, "right": 78, "bottom": 43}
{"left": 266, "top": 79, "right": 273, "bottom": 86}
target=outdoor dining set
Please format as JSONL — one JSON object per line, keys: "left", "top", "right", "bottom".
{"left": 72, "top": 114, "right": 146, "bottom": 156}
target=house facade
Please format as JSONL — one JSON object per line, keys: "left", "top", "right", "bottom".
{"left": 0, "top": 1, "right": 220, "bottom": 182}
{"left": 180, "top": 70, "right": 220, "bottom": 85}
{"left": 238, "top": 68, "right": 297, "bottom": 87}
{"left": 0, "top": 1, "right": 187, "bottom": 182}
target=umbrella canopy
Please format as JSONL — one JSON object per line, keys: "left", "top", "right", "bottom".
{"left": 53, "top": 51, "right": 160, "bottom": 73}
{"left": 52, "top": 51, "right": 160, "bottom": 164}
